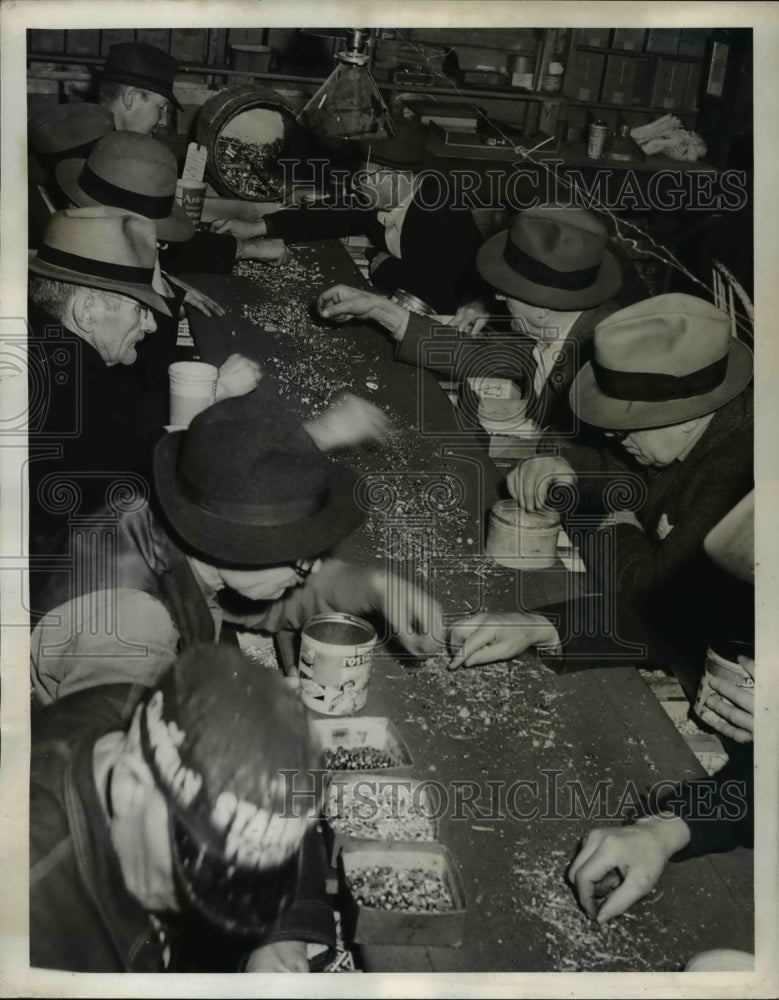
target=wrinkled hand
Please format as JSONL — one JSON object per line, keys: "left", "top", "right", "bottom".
{"left": 705, "top": 655, "right": 754, "bottom": 743}
{"left": 507, "top": 456, "right": 576, "bottom": 512}
{"left": 244, "top": 939, "right": 309, "bottom": 973}
{"left": 373, "top": 570, "right": 442, "bottom": 657}
{"left": 211, "top": 217, "right": 267, "bottom": 239}
{"left": 215, "top": 353, "right": 263, "bottom": 401}
{"left": 449, "top": 299, "right": 490, "bottom": 335}
{"left": 448, "top": 611, "right": 561, "bottom": 669}
{"left": 176, "top": 279, "right": 225, "bottom": 317}
{"left": 317, "top": 284, "right": 385, "bottom": 323}
{"left": 240, "top": 238, "right": 290, "bottom": 267}
{"left": 568, "top": 816, "right": 690, "bottom": 923}
{"left": 304, "top": 392, "right": 390, "bottom": 451}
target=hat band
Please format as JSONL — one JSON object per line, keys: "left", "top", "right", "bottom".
{"left": 102, "top": 67, "right": 174, "bottom": 94}
{"left": 592, "top": 354, "right": 729, "bottom": 403}
{"left": 178, "top": 473, "right": 328, "bottom": 527}
{"left": 36, "top": 243, "right": 154, "bottom": 286}
{"left": 503, "top": 241, "right": 601, "bottom": 291}
{"left": 79, "top": 161, "right": 175, "bottom": 220}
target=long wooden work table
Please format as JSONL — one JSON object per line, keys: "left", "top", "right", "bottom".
{"left": 182, "top": 236, "right": 752, "bottom": 973}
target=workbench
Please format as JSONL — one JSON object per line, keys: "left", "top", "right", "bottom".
{"left": 181, "top": 237, "right": 752, "bottom": 972}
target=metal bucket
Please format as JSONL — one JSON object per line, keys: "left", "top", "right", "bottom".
{"left": 299, "top": 613, "right": 377, "bottom": 716}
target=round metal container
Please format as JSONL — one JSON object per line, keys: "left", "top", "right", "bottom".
{"left": 586, "top": 121, "right": 610, "bottom": 160}
{"left": 299, "top": 613, "right": 377, "bottom": 716}
{"left": 485, "top": 501, "right": 560, "bottom": 569}
{"left": 390, "top": 288, "right": 437, "bottom": 317}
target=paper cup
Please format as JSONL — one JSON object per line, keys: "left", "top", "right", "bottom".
{"left": 168, "top": 361, "right": 218, "bottom": 427}
{"left": 485, "top": 501, "right": 560, "bottom": 569}
{"left": 298, "top": 613, "right": 377, "bottom": 716}
{"left": 175, "top": 179, "right": 207, "bottom": 225}
{"left": 694, "top": 639, "right": 754, "bottom": 728}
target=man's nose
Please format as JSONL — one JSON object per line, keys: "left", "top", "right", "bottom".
{"left": 142, "top": 309, "right": 157, "bottom": 333}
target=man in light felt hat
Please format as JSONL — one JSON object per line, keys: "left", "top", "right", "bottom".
{"left": 31, "top": 642, "right": 334, "bottom": 972}
{"left": 98, "top": 41, "right": 182, "bottom": 135}
{"left": 508, "top": 292, "right": 753, "bottom": 678}
{"left": 317, "top": 205, "right": 627, "bottom": 436}
{"left": 26, "top": 207, "right": 273, "bottom": 560}
{"left": 31, "top": 392, "right": 442, "bottom": 704}
{"left": 212, "top": 121, "right": 483, "bottom": 316}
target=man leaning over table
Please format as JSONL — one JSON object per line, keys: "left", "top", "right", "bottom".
{"left": 31, "top": 642, "right": 333, "bottom": 972}
{"left": 317, "top": 205, "right": 629, "bottom": 437}
{"left": 96, "top": 41, "right": 179, "bottom": 136}
{"left": 31, "top": 392, "right": 441, "bottom": 705}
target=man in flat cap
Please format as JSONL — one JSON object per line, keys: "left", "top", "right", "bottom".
{"left": 98, "top": 41, "right": 181, "bottom": 135}
{"left": 31, "top": 642, "right": 332, "bottom": 972}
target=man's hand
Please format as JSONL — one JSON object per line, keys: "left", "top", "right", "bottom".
{"left": 705, "top": 655, "right": 755, "bottom": 743}
{"left": 449, "top": 299, "right": 490, "bottom": 336}
{"left": 238, "top": 237, "right": 290, "bottom": 267}
{"left": 568, "top": 816, "right": 690, "bottom": 923}
{"left": 448, "top": 611, "right": 561, "bottom": 669}
{"left": 211, "top": 217, "right": 268, "bottom": 239}
{"left": 372, "top": 570, "right": 443, "bottom": 657}
{"left": 172, "top": 277, "right": 226, "bottom": 317}
{"left": 507, "top": 456, "right": 576, "bottom": 512}
{"left": 215, "top": 353, "right": 263, "bottom": 401}
{"left": 303, "top": 392, "right": 390, "bottom": 451}
{"left": 317, "top": 284, "right": 410, "bottom": 341}
{"left": 244, "top": 940, "right": 309, "bottom": 973}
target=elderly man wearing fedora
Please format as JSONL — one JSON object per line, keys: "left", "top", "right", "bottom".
{"left": 317, "top": 205, "right": 627, "bottom": 436}
{"left": 31, "top": 392, "right": 442, "bottom": 704}
{"left": 214, "top": 122, "right": 483, "bottom": 316}
{"left": 97, "top": 41, "right": 181, "bottom": 135}
{"left": 31, "top": 642, "right": 336, "bottom": 972}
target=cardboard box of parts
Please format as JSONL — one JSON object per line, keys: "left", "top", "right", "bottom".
{"left": 651, "top": 58, "right": 694, "bottom": 110}
{"left": 564, "top": 51, "right": 606, "bottom": 102}
{"left": 601, "top": 54, "right": 639, "bottom": 106}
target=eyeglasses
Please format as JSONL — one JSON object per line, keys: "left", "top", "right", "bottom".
{"left": 293, "top": 559, "right": 317, "bottom": 581}
{"left": 603, "top": 430, "right": 631, "bottom": 442}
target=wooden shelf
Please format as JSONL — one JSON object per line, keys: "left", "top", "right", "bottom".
{"left": 576, "top": 44, "right": 704, "bottom": 64}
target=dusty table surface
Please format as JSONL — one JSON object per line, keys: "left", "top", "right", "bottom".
{"left": 182, "top": 239, "right": 752, "bottom": 971}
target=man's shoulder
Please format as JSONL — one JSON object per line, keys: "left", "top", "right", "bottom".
{"left": 32, "top": 682, "right": 145, "bottom": 750}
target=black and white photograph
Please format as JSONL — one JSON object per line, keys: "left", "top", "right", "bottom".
{"left": 1, "top": 1, "right": 777, "bottom": 995}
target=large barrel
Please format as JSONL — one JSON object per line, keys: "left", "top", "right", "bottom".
{"left": 196, "top": 84, "right": 308, "bottom": 201}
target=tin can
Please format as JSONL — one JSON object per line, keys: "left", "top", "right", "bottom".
{"left": 485, "top": 501, "right": 560, "bottom": 569}
{"left": 694, "top": 639, "right": 754, "bottom": 729}
{"left": 586, "top": 120, "right": 609, "bottom": 159}
{"left": 390, "top": 288, "right": 436, "bottom": 317}
{"left": 299, "top": 613, "right": 378, "bottom": 716}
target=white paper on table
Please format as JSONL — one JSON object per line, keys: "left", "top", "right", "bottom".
{"left": 557, "top": 528, "right": 586, "bottom": 573}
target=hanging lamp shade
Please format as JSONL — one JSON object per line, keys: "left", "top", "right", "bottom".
{"left": 297, "top": 29, "right": 395, "bottom": 141}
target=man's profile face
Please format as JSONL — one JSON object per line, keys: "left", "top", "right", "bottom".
{"left": 611, "top": 422, "right": 698, "bottom": 467}
{"left": 92, "top": 292, "right": 157, "bottom": 366}
{"left": 215, "top": 560, "right": 321, "bottom": 602}
{"left": 125, "top": 89, "right": 170, "bottom": 135}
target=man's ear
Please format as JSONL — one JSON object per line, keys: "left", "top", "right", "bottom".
{"left": 122, "top": 85, "right": 139, "bottom": 110}
{"left": 680, "top": 417, "right": 705, "bottom": 434}
{"left": 70, "top": 289, "right": 98, "bottom": 334}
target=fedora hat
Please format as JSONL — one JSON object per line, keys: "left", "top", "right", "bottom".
{"left": 139, "top": 643, "right": 321, "bottom": 936}
{"left": 29, "top": 206, "right": 171, "bottom": 315}
{"left": 153, "top": 393, "right": 364, "bottom": 566}
{"left": 56, "top": 131, "right": 193, "bottom": 242}
{"left": 570, "top": 293, "right": 753, "bottom": 429}
{"left": 101, "top": 42, "right": 183, "bottom": 110}
{"left": 28, "top": 103, "right": 114, "bottom": 159}
{"left": 476, "top": 205, "right": 622, "bottom": 309}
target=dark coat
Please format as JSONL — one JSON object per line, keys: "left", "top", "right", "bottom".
{"left": 396, "top": 299, "right": 619, "bottom": 435}
{"left": 263, "top": 175, "right": 484, "bottom": 314}
{"left": 158, "top": 231, "right": 237, "bottom": 276}
{"left": 30, "top": 682, "right": 335, "bottom": 972}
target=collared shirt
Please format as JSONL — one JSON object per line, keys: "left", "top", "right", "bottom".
{"left": 529, "top": 311, "right": 582, "bottom": 399}
{"left": 186, "top": 556, "right": 224, "bottom": 639}
{"left": 376, "top": 177, "right": 420, "bottom": 259}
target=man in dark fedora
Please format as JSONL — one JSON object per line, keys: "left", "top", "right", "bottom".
{"left": 31, "top": 392, "right": 442, "bottom": 704}
{"left": 31, "top": 642, "right": 334, "bottom": 972}
{"left": 98, "top": 41, "right": 181, "bottom": 135}
{"left": 212, "top": 121, "right": 483, "bottom": 315}
{"left": 317, "top": 205, "right": 626, "bottom": 436}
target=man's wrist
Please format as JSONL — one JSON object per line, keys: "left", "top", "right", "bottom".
{"left": 374, "top": 300, "right": 410, "bottom": 342}
{"left": 635, "top": 813, "right": 691, "bottom": 858}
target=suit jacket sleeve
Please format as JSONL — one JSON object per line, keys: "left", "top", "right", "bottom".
{"left": 262, "top": 825, "right": 336, "bottom": 947}
{"left": 158, "top": 232, "right": 238, "bottom": 275}
{"left": 263, "top": 205, "right": 385, "bottom": 245}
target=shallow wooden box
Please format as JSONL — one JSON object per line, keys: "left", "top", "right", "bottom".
{"left": 312, "top": 716, "right": 414, "bottom": 779}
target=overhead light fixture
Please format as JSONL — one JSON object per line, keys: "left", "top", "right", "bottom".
{"left": 297, "top": 28, "right": 395, "bottom": 141}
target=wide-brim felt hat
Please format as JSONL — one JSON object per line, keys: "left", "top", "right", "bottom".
{"left": 570, "top": 293, "right": 753, "bottom": 429}
{"left": 153, "top": 393, "right": 365, "bottom": 566}
{"left": 477, "top": 205, "right": 622, "bottom": 309}
{"left": 28, "top": 103, "right": 115, "bottom": 157}
{"left": 29, "top": 206, "right": 171, "bottom": 315}
{"left": 101, "top": 41, "right": 183, "bottom": 110}
{"left": 56, "top": 131, "right": 193, "bottom": 242}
